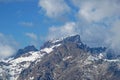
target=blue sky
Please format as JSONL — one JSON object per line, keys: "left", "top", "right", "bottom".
{"left": 0, "top": 0, "right": 120, "bottom": 58}
{"left": 0, "top": 0, "right": 50, "bottom": 47}
{"left": 0, "top": 0, "right": 77, "bottom": 49}
{"left": 0, "top": 0, "right": 74, "bottom": 47}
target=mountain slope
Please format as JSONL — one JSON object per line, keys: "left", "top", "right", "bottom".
{"left": 0, "top": 35, "right": 120, "bottom": 80}
{"left": 18, "top": 35, "right": 120, "bottom": 80}
{"left": 0, "top": 42, "right": 62, "bottom": 80}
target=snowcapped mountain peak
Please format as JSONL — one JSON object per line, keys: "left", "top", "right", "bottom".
{"left": 52, "top": 34, "right": 81, "bottom": 44}
{"left": 40, "top": 34, "right": 82, "bottom": 50}
{"left": 1, "top": 34, "right": 120, "bottom": 80}
{"left": 40, "top": 43, "right": 61, "bottom": 53}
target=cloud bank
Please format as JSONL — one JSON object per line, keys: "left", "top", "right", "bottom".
{"left": 77, "top": 0, "right": 120, "bottom": 22}
{"left": 0, "top": 33, "right": 18, "bottom": 59}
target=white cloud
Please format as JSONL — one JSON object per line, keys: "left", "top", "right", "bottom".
{"left": 106, "top": 19, "right": 120, "bottom": 50}
{"left": 76, "top": 0, "right": 120, "bottom": 22}
{"left": 77, "top": 22, "right": 110, "bottom": 47}
{"left": 0, "top": 45, "right": 15, "bottom": 59}
{"left": 0, "top": 33, "right": 18, "bottom": 59}
{"left": 19, "top": 22, "right": 33, "bottom": 27}
{"left": 47, "top": 22, "right": 77, "bottom": 40}
{"left": 39, "top": 0, "right": 70, "bottom": 18}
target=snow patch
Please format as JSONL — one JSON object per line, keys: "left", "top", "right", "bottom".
{"left": 63, "top": 56, "right": 72, "bottom": 61}
{"left": 87, "top": 55, "right": 99, "bottom": 61}
{"left": 9, "top": 51, "right": 42, "bottom": 64}
{"left": 98, "top": 53, "right": 104, "bottom": 59}
{"left": 29, "top": 76, "right": 34, "bottom": 80}
{"left": 41, "top": 44, "right": 61, "bottom": 53}
{"left": 104, "top": 59, "right": 120, "bottom": 62}
{"left": 52, "top": 39, "right": 61, "bottom": 43}
{"left": 41, "top": 47, "right": 53, "bottom": 53}
{"left": 2, "top": 51, "right": 45, "bottom": 80}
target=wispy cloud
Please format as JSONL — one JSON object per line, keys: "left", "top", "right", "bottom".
{"left": 25, "top": 33, "right": 37, "bottom": 40}
{"left": 19, "top": 22, "right": 34, "bottom": 27}
{"left": 25, "top": 32, "right": 39, "bottom": 47}
{"left": 0, "top": 33, "right": 18, "bottom": 59}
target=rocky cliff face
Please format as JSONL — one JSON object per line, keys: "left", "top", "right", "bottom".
{"left": 0, "top": 35, "right": 120, "bottom": 80}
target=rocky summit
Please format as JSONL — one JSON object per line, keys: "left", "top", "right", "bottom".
{"left": 0, "top": 35, "right": 120, "bottom": 80}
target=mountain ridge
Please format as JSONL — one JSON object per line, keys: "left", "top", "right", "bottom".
{"left": 0, "top": 34, "right": 119, "bottom": 80}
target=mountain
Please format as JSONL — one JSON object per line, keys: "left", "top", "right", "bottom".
{"left": 0, "top": 35, "right": 120, "bottom": 80}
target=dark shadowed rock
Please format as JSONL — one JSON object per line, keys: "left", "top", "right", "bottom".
{"left": 14, "top": 45, "right": 38, "bottom": 58}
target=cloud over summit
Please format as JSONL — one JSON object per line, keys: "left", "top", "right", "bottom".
{"left": 47, "top": 22, "right": 77, "bottom": 40}
{"left": 39, "top": 0, "right": 120, "bottom": 51}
